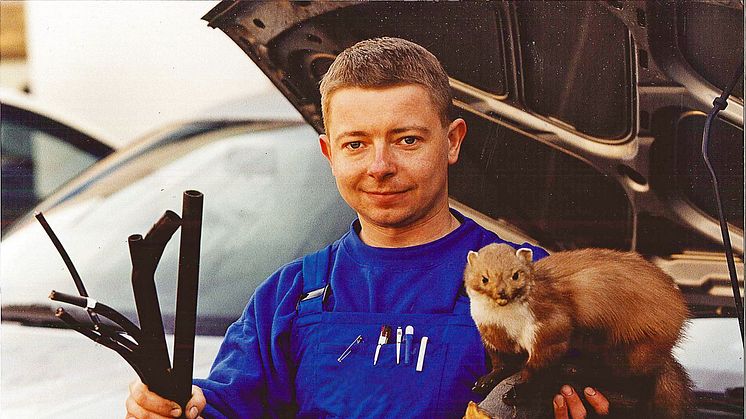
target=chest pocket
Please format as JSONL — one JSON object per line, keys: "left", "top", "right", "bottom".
{"left": 291, "top": 249, "right": 487, "bottom": 418}
{"left": 293, "top": 311, "right": 485, "bottom": 418}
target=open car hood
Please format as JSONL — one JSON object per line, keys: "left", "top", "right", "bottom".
{"left": 202, "top": 1, "right": 744, "bottom": 311}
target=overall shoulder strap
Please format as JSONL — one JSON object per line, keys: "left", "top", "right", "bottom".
{"left": 296, "top": 244, "right": 333, "bottom": 316}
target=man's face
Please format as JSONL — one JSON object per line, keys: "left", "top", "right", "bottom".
{"left": 319, "top": 84, "right": 466, "bottom": 231}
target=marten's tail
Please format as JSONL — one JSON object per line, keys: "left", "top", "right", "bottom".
{"left": 647, "top": 356, "right": 695, "bottom": 418}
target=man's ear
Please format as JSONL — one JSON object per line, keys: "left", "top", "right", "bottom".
{"left": 319, "top": 134, "right": 334, "bottom": 169}
{"left": 447, "top": 118, "right": 467, "bottom": 165}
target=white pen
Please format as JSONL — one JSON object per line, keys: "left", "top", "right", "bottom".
{"left": 416, "top": 336, "right": 428, "bottom": 372}
{"left": 373, "top": 325, "right": 391, "bottom": 366}
{"left": 396, "top": 327, "right": 402, "bottom": 364}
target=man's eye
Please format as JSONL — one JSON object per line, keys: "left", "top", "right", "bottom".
{"left": 401, "top": 136, "right": 418, "bottom": 145}
{"left": 346, "top": 141, "right": 362, "bottom": 150}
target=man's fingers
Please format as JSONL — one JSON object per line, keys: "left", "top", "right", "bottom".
{"left": 125, "top": 380, "right": 206, "bottom": 419}
{"left": 553, "top": 394, "right": 570, "bottom": 419}
{"left": 127, "top": 380, "right": 182, "bottom": 418}
{"left": 560, "top": 385, "right": 587, "bottom": 419}
{"left": 583, "top": 387, "right": 610, "bottom": 416}
{"left": 125, "top": 394, "right": 174, "bottom": 419}
{"left": 553, "top": 385, "right": 610, "bottom": 419}
{"left": 184, "top": 385, "right": 207, "bottom": 419}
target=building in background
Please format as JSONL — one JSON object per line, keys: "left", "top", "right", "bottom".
{"left": 0, "top": 1, "right": 27, "bottom": 91}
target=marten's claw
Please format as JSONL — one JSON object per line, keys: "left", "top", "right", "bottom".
{"left": 472, "top": 372, "right": 501, "bottom": 396}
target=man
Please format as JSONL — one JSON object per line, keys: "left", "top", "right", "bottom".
{"left": 126, "top": 37, "right": 609, "bottom": 418}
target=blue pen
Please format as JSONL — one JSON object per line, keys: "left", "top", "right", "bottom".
{"left": 404, "top": 325, "right": 414, "bottom": 364}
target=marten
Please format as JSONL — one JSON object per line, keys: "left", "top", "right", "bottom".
{"left": 464, "top": 243, "right": 694, "bottom": 418}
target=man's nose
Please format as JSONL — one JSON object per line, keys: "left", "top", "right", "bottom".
{"left": 366, "top": 145, "right": 396, "bottom": 179}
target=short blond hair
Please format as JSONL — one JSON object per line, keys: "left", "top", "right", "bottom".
{"left": 319, "top": 37, "right": 453, "bottom": 130}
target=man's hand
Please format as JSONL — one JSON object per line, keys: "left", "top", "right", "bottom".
{"left": 553, "top": 385, "right": 609, "bottom": 419}
{"left": 125, "top": 380, "right": 206, "bottom": 419}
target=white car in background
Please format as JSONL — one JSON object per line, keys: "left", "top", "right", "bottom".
{"left": 0, "top": 88, "right": 115, "bottom": 233}
{"left": 2, "top": 93, "right": 357, "bottom": 417}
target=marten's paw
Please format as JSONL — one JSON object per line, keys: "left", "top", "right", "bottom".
{"left": 472, "top": 371, "right": 504, "bottom": 397}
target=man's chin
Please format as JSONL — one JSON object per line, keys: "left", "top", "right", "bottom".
{"left": 358, "top": 209, "right": 415, "bottom": 229}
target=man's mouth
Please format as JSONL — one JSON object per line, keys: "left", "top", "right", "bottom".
{"left": 364, "top": 189, "right": 408, "bottom": 195}
{"left": 363, "top": 189, "right": 410, "bottom": 202}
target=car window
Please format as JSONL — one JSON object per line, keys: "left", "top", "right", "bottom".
{"left": 1, "top": 107, "right": 112, "bottom": 233}
{"left": 1, "top": 123, "right": 356, "bottom": 335}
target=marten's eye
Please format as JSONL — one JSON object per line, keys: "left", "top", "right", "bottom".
{"left": 481, "top": 276, "right": 489, "bottom": 285}
{"left": 511, "top": 272, "right": 520, "bottom": 281}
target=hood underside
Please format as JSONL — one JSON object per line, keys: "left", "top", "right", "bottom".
{"left": 203, "top": 0, "right": 744, "bottom": 310}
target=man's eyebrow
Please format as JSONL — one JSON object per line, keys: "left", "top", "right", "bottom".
{"left": 336, "top": 130, "right": 368, "bottom": 139}
{"left": 335, "top": 125, "right": 432, "bottom": 140}
{"left": 390, "top": 125, "right": 432, "bottom": 135}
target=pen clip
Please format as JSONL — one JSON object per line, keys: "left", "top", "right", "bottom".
{"left": 338, "top": 335, "right": 363, "bottom": 362}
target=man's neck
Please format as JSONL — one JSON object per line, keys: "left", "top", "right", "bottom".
{"left": 358, "top": 207, "right": 461, "bottom": 248}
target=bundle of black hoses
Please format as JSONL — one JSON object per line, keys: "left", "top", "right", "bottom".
{"left": 37, "top": 190, "right": 203, "bottom": 416}
{"left": 701, "top": 61, "right": 744, "bottom": 343}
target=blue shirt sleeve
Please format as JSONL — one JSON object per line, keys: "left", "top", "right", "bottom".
{"left": 195, "top": 260, "right": 304, "bottom": 418}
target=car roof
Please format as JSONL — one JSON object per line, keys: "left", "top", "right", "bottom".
{"left": 0, "top": 87, "right": 115, "bottom": 150}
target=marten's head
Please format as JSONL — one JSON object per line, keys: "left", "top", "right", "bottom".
{"left": 464, "top": 243, "right": 534, "bottom": 306}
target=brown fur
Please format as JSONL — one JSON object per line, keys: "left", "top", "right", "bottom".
{"left": 464, "top": 243, "right": 693, "bottom": 418}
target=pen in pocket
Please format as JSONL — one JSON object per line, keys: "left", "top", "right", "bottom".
{"left": 338, "top": 335, "right": 363, "bottom": 362}
{"left": 404, "top": 325, "right": 414, "bottom": 365}
{"left": 416, "top": 336, "right": 428, "bottom": 372}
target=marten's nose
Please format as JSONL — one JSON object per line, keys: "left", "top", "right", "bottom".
{"left": 498, "top": 290, "right": 508, "bottom": 299}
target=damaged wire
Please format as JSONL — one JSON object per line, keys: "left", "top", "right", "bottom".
{"left": 35, "top": 212, "right": 101, "bottom": 327}
{"left": 38, "top": 191, "right": 203, "bottom": 417}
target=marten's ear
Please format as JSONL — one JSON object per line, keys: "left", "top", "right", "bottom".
{"left": 467, "top": 250, "right": 479, "bottom": 266}
{"left": 516, "top": 248, "right": 533, "bottom": 264}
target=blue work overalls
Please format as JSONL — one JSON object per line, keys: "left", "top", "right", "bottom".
{"left": 291, "top": 247, "right": 488, "bottom": 418}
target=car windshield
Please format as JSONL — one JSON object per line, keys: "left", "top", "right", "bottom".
{"left": 1, "top": 122, "right": 356, "bottom": 335}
